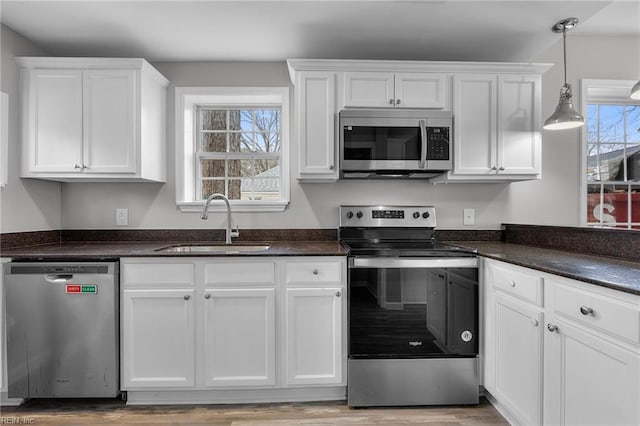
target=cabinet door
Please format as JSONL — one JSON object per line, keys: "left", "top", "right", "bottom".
{"left": 394, "top": 73, "right": 447, "bottom": 109}
{"left": 497, "top": 75, "right": 541, "bottom": 175}
{"left": 344, "top": 72, "right": 395, "bottom": 107}
{"left": 544, "top": 319, "right": 640, "bottom": 426}
{"left": 83, "top": 69, "right": 137, "bottom": 174}
{"left": 203, "top": 288, "right": 276, "bottom": 387}
{"left": 452, "top": 74, "right": 497, "bottom": 175}
{"left": 285, "top": 287, "right": 343, "bottom": 385}
{"left": 26, "top": 70, "right": 83, "bottom": 172}
{"left": 493, "top": 294, "right": 543, "bottom": 426}
{"left": 296, "top": 71, "right": 338, "bottom": 180}
{"left": 122, "top": 289, "right": 195, "bottom": 388}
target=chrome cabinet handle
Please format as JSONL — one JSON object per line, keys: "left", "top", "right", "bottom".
{"left": 312, "top": 269, "right": 319, "bottom": 275}
{"left": 509, "top": 280, "right": 516, "bottom": 287}
{"left": 329, "top": 164, "right": 334, "bottom": 170}
{"left": 531, "top": 318, "right": 539, "bottom": 327}
{"left": 204, "top": 294, "right": 211, "bottom": 299}
{"left": 184, "top": 295, "right": 191, "bottom": 301}
{"left": 389, "top": 99, "right": 394, "bottom": 105}
{"left": 547, "top": 323, "right": 558, "bottom": 333}
{"left": 498, "top": 166, "right": 505, "bottom": 172}
{"left": 396, "top": 99, "right": 401, "bottom": 105}
{"left": 579, "top": 306, "right": 594, "bottom": 316}
{"left": 74, "top": 164, "right": 87, "bottom": 170}
{"left": 336, "top": 291, "right": 341, "bottom": 297}
{"left": 490, "top": 166, "right": 497, "bottom": 171}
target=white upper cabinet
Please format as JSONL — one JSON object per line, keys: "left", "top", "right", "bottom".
{"left": 1, "top": 92, "right": 8, "bottom": 188}
{"left": 439, "top": 73, "right": 542, "bottom": 182}
{"left": 344, "top": 71, "right": 447, "bottom": 108}
{"left": 18, "top": 57, "right": 169, "bottom": 182}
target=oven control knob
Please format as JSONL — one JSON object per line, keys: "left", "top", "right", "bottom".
{"left": 356, "top": 211, "right": 363, "bottom": 219}
{"left": 346, "top": 211, "right": 354, "bottom": 219}
{"left": 422, "top": 212, "right": 430, "bottom": 219}
{"left": 413, "top": 211, "right": 420, "bottom": 219}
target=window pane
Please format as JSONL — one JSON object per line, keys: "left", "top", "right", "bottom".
{"left": 236, "top": 133, "right": 254, "bottom": 153}
{"left": 256, "top": 132, "right": 280, "bottom": 153}
{"left": 627, "top": 106, "right": 640, "bottom": 143}
{"left": 202, "top": 133, "right": 226, "bottom": 152}
{"left": 253, "top": 179, "right": 280, "bottom": 201}
{"left": 229, "top": 110, "right": 241, "bottom": 131}
{"left": 228, "top": 159, "right": 253, "bottom": 178}
{"left": 598, "top": 105, "right": 625, "bottom": 143}
{"left": 586, "top": 104, "right": 597, "bottom": 144}
{"left": 229, "top": 132, "right": 243, "bottom": 152}
{"left": 228, "top": 179, "right": 243, "bottom": 200}
{"left": 200, "top": 110, "right": 226, "bottom": 131}
{"left": 202, "top": 179, "right": 225, "bottom": 199}
{"left": 255, "top": 159, "right": 279, "bottom": 177}
{"left": 201, "top": 159, "right": 225, "bottom": 178}
{"left": 587, "top": 184, "right": 630, "bottom": 226}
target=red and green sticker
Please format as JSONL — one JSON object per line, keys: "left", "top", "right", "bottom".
{"left": 65, "top": 284, "right": 97, "bottom": 294}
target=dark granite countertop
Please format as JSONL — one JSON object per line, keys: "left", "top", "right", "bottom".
{"left": 450, "top": 241, "right": 640, "bottom": 296}
{"left": 0, "top": 240, "right": 347, "bottom": 259}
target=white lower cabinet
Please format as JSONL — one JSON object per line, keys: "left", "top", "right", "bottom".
{"left": 122, "top": 289, "right": 196, "bottom": 388}
{"left": 203, "top": 288, "right": 276, "bottom": 387}
{"left": 484, "top": 259, "right": 640, "bottom": 426}
{"left": 285, "top": 287, "right": 343, "bottom": 386}
{"left": 120, "top": 256, "right": 346, "bottom": 401}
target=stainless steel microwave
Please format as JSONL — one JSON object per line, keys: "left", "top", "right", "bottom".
{"left": 339, "top": 109, "right": 452, "bottom": 179}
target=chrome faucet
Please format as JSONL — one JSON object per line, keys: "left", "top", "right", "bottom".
{"left": 201, "top": 193, "right": 239, "bottom": 244}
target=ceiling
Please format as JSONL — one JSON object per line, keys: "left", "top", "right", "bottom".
{"left": 1, "top": 1, "right": 638, "bottom": 63}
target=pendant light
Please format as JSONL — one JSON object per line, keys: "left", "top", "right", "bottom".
{"left": 544, "top": 17, "right": 584, "bottom": 130}
{"left": 631, "top": 80, "right": 640, "bottom": 100}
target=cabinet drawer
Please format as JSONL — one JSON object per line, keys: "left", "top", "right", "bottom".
{"left": 122, "top": 263, "right": 194, "bottom": 287}
{"left": 204, "top": 262, "right": 275, "bottom": 285}
{"left": 489, "top": 261, "right": 543, "bottom": 306}
{"left": 552, "top": 281, "right": 640, "bottom": 344}
{"left": 285, "top": 261, "right": 343, "bottom": 284}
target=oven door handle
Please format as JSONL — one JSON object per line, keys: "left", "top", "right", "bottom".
{"left": 349, "top": 257, "right": 478, "bottom": 269}
{"left": 419, "top": 119, "right": 427, "bottom": 169}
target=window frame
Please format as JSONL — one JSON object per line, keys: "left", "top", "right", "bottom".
{"left": 580, "top": 79, "right": 640, "bottom": 229}
{"left": 175, "top": 87, "right": 290, "bottom": 213}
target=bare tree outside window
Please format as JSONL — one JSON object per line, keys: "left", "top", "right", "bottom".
{"left": 198, "top": 107, "right": 281, "bottom": 201}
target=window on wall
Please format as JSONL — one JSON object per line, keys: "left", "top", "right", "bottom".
{"left": 175, "top": 87, "right": 289, "bottom": 212}
{"left": 582, "top": 80, "right": 640, "bottom": 229}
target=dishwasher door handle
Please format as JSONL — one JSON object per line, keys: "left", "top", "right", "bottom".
{"left": 45, "top": 274, "right": 74, "bottom": 283}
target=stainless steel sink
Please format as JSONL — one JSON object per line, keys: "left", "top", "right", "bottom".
{"left": 155, "top": 244, "right": 271, "bottom": 254}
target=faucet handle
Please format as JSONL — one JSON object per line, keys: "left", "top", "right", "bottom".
{"left": 231, "top": 227, "right": 240, "bottom": 238}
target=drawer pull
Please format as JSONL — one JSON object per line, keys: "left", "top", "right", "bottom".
{"left": 312, "top": 269, "right": 319, "bottom": 275}
{"left": 184, "top": 295, "right": 191, "bottom": 301}
{"left": 579, "top": 306, "right": 594, "bottom": 316}
{"left": 510, "top": 280, "right": 516, "bottom": 287}
{"left": 531, "top": 318, "right": 539, "bottom": 327}
{"left": 204, "top": 294, "right": 211, "bottom": 299}
{"left": 336, "top": 291, "right": 341, "bottom": 297}
{"left": 547, "top": 323, "right": 558, "bottom": 333}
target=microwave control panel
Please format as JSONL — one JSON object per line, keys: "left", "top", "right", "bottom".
{"left": 427, "top": 127, "right": 450, "bottom": 160}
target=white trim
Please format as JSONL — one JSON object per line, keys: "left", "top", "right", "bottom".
{"left": 175, "top": 87, "right": 290, "bottom": 213}
{"left": 580, "top": 79, "right": 639, "bottom": 228}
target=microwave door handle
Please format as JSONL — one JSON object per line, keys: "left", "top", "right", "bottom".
{"left": 419, "top": 119, "right": 427, "bottom": 169}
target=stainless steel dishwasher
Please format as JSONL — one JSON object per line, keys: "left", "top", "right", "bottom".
{"left": 4, "top": 262, "right": 119, "bottom": 398}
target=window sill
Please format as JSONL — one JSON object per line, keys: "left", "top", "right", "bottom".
{"left": 177, "top": 200, "right": 289, "bottom": 213}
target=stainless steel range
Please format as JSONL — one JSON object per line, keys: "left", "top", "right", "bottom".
{"left": 339, "top": 205, "right": 479, "bottom": 407}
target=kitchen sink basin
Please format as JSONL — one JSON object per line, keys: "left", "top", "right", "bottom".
{"left": 155, "top": 244, "right": 271, "bottom": 254}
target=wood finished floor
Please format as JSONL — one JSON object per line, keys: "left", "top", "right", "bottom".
{"left": 1, "top": 398, "right": 508, "bottom": 425}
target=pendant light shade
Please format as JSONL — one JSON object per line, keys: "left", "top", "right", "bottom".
{"left": 543, "top": 17, "right": 584, "bottom": 130}
{"left": 631, "top": 80, "right": 640, "bottom": 100}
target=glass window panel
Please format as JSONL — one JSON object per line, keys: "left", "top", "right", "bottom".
{"left": 253, "top": 179, "right": 280, "bottom": 201}
{"left": 200, "top": 159, "right": 226, "bottom": 178}
{"left": 240, "top": 110, "right": 255, "bottom": 131}
{"left": 202, "top": 179, "right": 225, "bottom": 200}
{"left": 228, "top": 159, "right": 253, "bottom": 178}
{"left": 201, "top": 132, "right": 226, "bottom": 152}
{"left": 598, "top": 105, "right": 625, "bottom": 143}
{"left": 587, "top": 144, "right": 624, "bottom": 182}
{"left": 626, "top": 144, "right": 640, "bottom": 181}
{"left": 200, "top": 110, "right": 226, "bottom": 131}
{"left": 229, "top": 132, "right": 243, "bottom": 153}
{"left": 586, "top": 104, "right": 598, "bottom": 144}
{"left": 228, "top": 110, "right": 241, "bottom": 131}
{"left": 227, "top": 179, "right": 244, "bottom": 200}
{"left": 254, "top": 159, "right": 279, "bottom": 177}
{"left": 626, "top": 106, "right": 640, "bottom": 143}
{"left": 256, "top": 132, "right": 280, "bottom": 153}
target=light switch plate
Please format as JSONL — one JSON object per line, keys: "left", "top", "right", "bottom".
{"left": 463, "top": 208, "right": 475, "bottom": 226}
{"left": 116, "top": 208, "right": 129, "bottom": 226}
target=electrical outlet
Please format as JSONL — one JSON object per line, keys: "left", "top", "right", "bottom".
{"left": 463, "top": 208, "right": 475, "bottom": 226}
{"left": 116, "top": 208, "right": 129, "bottom": 226}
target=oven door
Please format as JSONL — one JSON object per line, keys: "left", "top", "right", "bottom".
{"left": 348, "top": 257, "right": 478, "bottom": 359}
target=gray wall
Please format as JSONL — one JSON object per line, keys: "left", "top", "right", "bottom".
{"left": 2, "top": 29, "right": 639, "bottom": 232}
{"left": 1, "top": 25, "right": 61, "bottom": 234}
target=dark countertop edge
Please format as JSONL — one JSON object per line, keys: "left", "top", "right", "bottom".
{"left": 449, "top": 241, "right": 640, "bottom": 297}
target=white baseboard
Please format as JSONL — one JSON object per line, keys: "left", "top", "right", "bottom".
{"left": 0, "top": 392, "right": 24, "bottom": 407}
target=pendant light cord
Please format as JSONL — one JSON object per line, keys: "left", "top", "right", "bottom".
{"left": 562, "top": 27, "right": 568, "bottom": 86}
